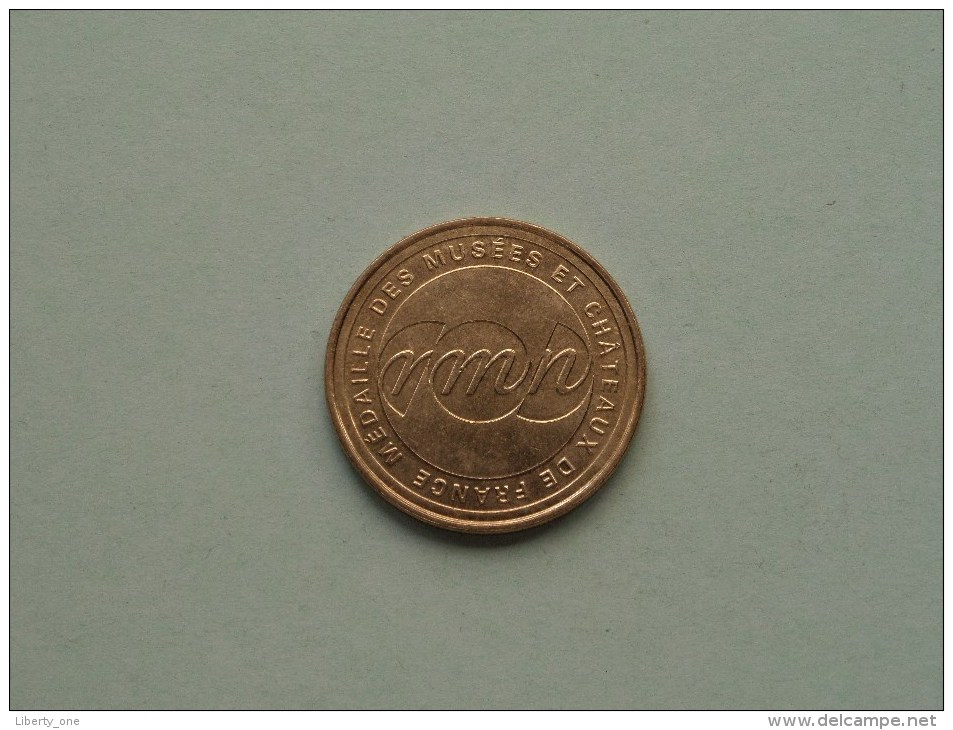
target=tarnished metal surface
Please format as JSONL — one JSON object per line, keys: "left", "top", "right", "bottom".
{"left": 326, "top": 218, "right": 646, "bottom": 533}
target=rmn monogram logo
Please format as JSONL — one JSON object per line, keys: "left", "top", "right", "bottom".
{"left": 379, "top": 320, "right": 591, "bottom": 424}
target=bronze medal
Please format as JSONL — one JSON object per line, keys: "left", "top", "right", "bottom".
{"left": 325, "top": 218, "right": 646, "bottom": 533}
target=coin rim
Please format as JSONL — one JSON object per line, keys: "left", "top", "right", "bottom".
{"left": 325, "top": 217, "right": 647, "bottom": 534}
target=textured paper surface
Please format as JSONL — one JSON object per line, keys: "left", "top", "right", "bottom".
{"left": 11, "top": 11, "right": 941, "bottom": 709}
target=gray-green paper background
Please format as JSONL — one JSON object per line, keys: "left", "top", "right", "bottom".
{"left": 11, "top": 11, "right": 941, "bottom": 709}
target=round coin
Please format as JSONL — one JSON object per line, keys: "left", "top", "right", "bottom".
{"left": 325, "top": 218, "right": 646, "bottom": 533}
